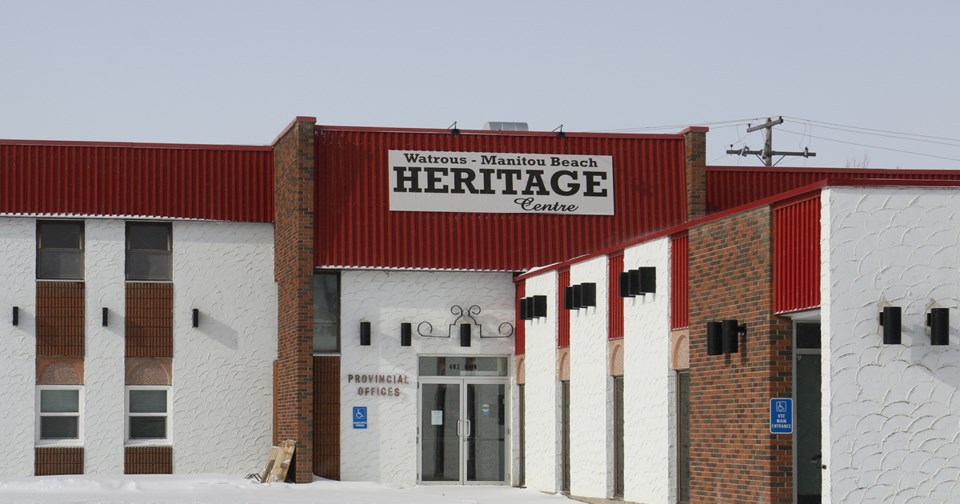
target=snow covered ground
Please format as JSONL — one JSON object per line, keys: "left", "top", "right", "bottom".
{"left": 0, "top": 475, "right": 573, "bottom": 504}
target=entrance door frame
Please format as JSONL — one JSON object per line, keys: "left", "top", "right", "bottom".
{"left": 417, "top": 375, "right": 510, "bottom": 485}
{"left": 790, "top": 312, "right": 822, "bottom": 504}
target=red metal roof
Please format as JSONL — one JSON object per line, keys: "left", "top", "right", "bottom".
{"left": 313, "top": 126, "right": 688, "bottom": 270}
{"left": 707, "top": 165, "right": 960, "bottom": 213}
{"left": 0, "top": 140, "right": 273, "bottom": 222}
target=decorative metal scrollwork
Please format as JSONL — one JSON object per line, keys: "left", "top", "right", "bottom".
{"left": 416, "top": 304, "right": 514, "bottom": 339}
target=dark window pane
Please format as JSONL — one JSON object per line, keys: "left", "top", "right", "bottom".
{"left": 313, "top": 324, "right": 339, "bottom": 353}
{"left": 130, "top": 390, "right": 167, "bottom": 413}
{"left": 313, "top": 274, "right": 339, "bottom": 325}
{"left": 41, "top": 417, "right": 79, "bottom": 439}
{"left": 130, "top": 417, "right": 167, "bottom": 439}
{"left": 37, "top": 250, "right": 83, "bottom": 279}
{"left": 127, "top": 251, "right": 171, "bottom": 281}
{"left": 39, "top": 222, "right": 82, "bottom": 249}
{"left": 40, "top": 389, "right": 79, "bottom": 413}
{"left": 797, "top": 323, "right": 822, "bottom": 349}
{"left": 128, "top": 224, "right": 170, "bottom": 251}
{"left": 313, "top": 273, "right": 340, "bottom": 352}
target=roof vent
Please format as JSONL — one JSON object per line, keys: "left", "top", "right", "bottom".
{"left": 483, "top": 121, "right": 529, "bottom": 131}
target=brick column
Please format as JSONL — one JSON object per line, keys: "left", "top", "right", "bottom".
{"left": 687, "top": 206, "right": 793, "bottom": 504}
{"left": 681, "top": 126, "right": 708, "bottom": 220}
{"left": 273, "top": 116, "right": 316, "bottom": 482}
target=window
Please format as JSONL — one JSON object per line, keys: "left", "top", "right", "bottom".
{"left": 313, "top": 272, "right": 340, "bottom": 353}
{"left": 37, "top": 221, "right": 84, "bottom": 280}
{"left": 126, "top": 222, "right": 172, "bottom": 281}
{"left": 36, "top": 386, "right": 83, "bottom": 445}
{"left": 126, "top": 387, "right": 171, "bottom": 444}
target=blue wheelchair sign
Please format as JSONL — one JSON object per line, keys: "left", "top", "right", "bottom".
{"left": 353, "top": 406, "right": 368, "bottom": 429}
{"left": 770, "top": 398, "right": 793, "bottom": 434}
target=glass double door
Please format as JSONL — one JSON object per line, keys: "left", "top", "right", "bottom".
{"left": 419, "top": 379, "right": 506, "bottom": 484}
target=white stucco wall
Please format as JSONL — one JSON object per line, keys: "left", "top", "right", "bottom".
{"left": 519, "top": 271, "right": 559, "bottom": 493}
{"left": 622, "top": 237, "right": 672, "bottom": 504}
{"left": 568, "top": 256, "right": 611, "bottom": 498}
{"left": 338, "top": 270, "right": 515, "bottom": 485}
{"left": 823, "top": 187, "right": 960, "bottom": 503}
{"left": 84, "top": 220, "right": 126, "bottom": 473}
{"left": 172, "top": 221, "right": 277, "bottom": 474}
{"left": 0, "top": 218, "right": 37, "bottom": 477}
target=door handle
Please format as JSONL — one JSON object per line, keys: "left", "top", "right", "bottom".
{"left": 465, "top": 419, "right": 472, "bottom": 438}
{"left": 457, "top": 419, "right": 462, "bottom": 437}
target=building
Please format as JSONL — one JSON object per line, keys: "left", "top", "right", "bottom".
{"left": 2, "top": 117, "right": 960, "bottom": 503}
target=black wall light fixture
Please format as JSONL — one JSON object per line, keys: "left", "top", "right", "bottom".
{"left": 360, "top": 321, "right": 371, "bottom": 346}
{"left": 879, "top": 306, "right": 902, "bottom": 345}
{"left": 533, "top": 295, "right": 547, "bottom": 318}
{"left": 706, "top": 321, "right": 722, "bottom": 356}
{"left": 460, "top": 323, "right": 471, "bottom": 347}
{"left": 400, "top": 322, "right": 412, "bottom": 347}
{"left": 927, "top": 308, "right": 949, "bottom": 346}
{"left": 102, "top": 307, "right": 109, "bottom": 327}
{"left": 722, "top": 319, "right": 745, "bottom": 354}
{"left": 565, "top": 284, "right": 597, "bottom": 310}
{"left": 12, "top": 306, "right": 19, "bottom": 326}
{"left": 192, "top": 308, "right": 199, "bottom": 328}
{"left": 619, "top": 267, "right": 656, "bottom": 297}
{"left": 520, "top": 296, "right": 548, "bottom": 319}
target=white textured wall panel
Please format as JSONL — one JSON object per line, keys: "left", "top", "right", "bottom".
{"left": 520, "top": 271, "right": 559, "bottom": 493}
{"left": 569, "top": 257, "right": 610, "bottom": 498}
{"left": 0, "top": 218, "right": 37, "bottom": 477}
{"left": 823, "top": 187, "right": 960, "bottom": 503}
{"left": 339, "top": 270, "right": 515, "bottom": 485}
{"left": 171, "top": 222, "right": 277, "bottom": 474}
{"left": 622, "top": 237, "right": 672, "bottom": 504}
{"left": 83, "top": 220, "right": 125, "bottom": 473}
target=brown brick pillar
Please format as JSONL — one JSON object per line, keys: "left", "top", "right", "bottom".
{"left": 273, "top": 116, "right": 317, "bottom": 482}
{"left": 688, "top": 206, "right": 793, "bottom": 504}
{"left": 682, "top": 126, "right": 708, "bottom": 220}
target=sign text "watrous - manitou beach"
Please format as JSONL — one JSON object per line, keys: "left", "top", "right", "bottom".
{"left": 388, "top": 150, "right": 614, "bottom": 215}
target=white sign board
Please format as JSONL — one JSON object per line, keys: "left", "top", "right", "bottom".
{"left": 389, "top": 150, "right": 614, "bottom": 215}
{"left": 431, "top": 410, "right": 443, "bottom": 426}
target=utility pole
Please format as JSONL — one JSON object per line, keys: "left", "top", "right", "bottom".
{"left": 726, "top": 116, "right": 816, "bottom": 166}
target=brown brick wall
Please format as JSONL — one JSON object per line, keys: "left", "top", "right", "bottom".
{"left": 688, "top": 206, "right": 793, "bottom": 504}
{"left": 273, "top": 116, "right": 316, "bottom": 482}
{"left": 36, "top": 281, "right": 85, "bottom": 357}
{"left": 125, "top": 283, "right": 173, "bottom": 357}
{"left": 125, "top": 446, "right": 173, "bottom": 474}
{"left": 313, "top": 356, "right": 340, "bottom": 480}
{"left": 35, "top": 447, "right": 84, "bottom": 475}
{"left": 683, "top": 128, "right": 707, "bottom": 220}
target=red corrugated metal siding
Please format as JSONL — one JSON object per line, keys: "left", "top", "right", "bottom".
{"left": 671, "top": 234, "right": 689, "bottom": 329}
{"left": 707, "top": 166, "right": 960, "bottom": 213}
{"left": 558, "top": 269, "right": 570, "bottom": 348}
{"left": 0, "top": 142, "right": 273, "bottom": 222}
{"left": 515, "top": 281, "right": 526, "bottom": 355}
{"left": 608, "top": 253, "right": 624, "bottom": 339}
{"left": 773, "top": 194, "right": 821, "bottom": 314}
{"left": 314, "top": 127, "right": 687, "bottom": 270}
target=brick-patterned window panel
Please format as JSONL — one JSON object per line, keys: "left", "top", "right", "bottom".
{"left": 36, "top": 281, "right": 85, "bottom": 357}
{"left": 313, "top": 356, "right": 340, "bottom": 480}
{"left": 35, "top": 447, "right": 83, "bottom": 476}
{"left": 126, "top": 283, "right": 173, "bottom": 357}
{"left": 607, "top": 253, "right": 624, "bottom": 340}
{"left": 124, "top": 446, "right": 173, "bottom": 474}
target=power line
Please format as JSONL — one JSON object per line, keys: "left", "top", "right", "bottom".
{"left": 783, "top": 116, "right": 960, "bottom": 144}
{"left": 785, "top": 119, "right": 960, "bottom": 148}
{"left": 593, "top": 117, "right": 761, "bottom": 133}
{"left": 776, "top": 127, "right": 960, "bottom": 163}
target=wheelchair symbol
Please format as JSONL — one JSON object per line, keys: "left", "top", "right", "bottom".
{"left": 776, "top": 401, "right": 787, "bottom": 413}
{"left": 353, "top": 407, "right": 367, "bottom": 421}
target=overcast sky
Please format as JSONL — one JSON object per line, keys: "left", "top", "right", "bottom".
{"left": 2, "top": 1, "right": 959, "bottom": 169}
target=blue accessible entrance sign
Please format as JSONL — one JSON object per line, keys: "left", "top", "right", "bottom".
{"left": 353, "top": 406, "right": 368, "bottom": 429}
{"left": 770, "top": 398, "right": 793, "bottom": 434}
